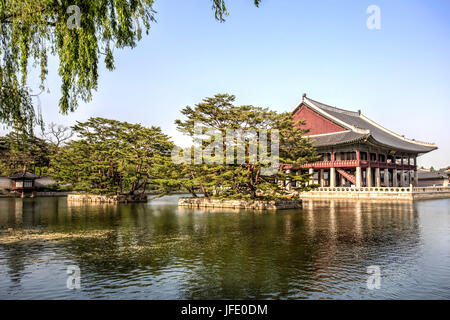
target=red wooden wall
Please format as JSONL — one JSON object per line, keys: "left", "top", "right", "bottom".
{"left": 293, "top": 104, "right": 346, "bottom": 136}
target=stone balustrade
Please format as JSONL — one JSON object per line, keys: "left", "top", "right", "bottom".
{"left": 298, "top": 186, "right": 450, "bottom": 200}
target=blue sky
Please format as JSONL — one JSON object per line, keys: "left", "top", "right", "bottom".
{"left": 12, "top": 0, "right": 450, "bottom": 168}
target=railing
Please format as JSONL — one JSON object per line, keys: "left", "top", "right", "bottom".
{"left": 298, "top": 160, "right": 358, "bottom": 168}
{"left": 310, "top": 187, "right": 413, "bottom": 193}
{"left": 306, "top": 186, "right": 450, "bottom": 194}
{"left": 287, "top": 160, "right": 417, "bottom": 170}
{"left": 412, "top": 186, "right": 450, "bottom": 193}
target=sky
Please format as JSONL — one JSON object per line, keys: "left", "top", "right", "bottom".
{"left": 7, "top": 0, "right": 450, "bottom": 168}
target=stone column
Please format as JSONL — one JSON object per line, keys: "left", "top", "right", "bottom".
{"left": 407, "top": 156, "right": 411, "bottom": 186}
{"left": 413, "top": 156, "right": 418, "bottom": 187}
{"left": 400, "top": 170, "right": 405, "bottom": 187}
{"left": 375, "top": 167, "right": 381, "bottom": 187}
{"left": 319, "top": 169, "right": 325, "bottom": 187}
{"left": 356, "top": 166, "right": 362, "bottom": 188}
{"left": 393, "top": 169, "right": 398, "bottom": 187}
{"left": 366, "top": 167, "right": 372, "bottom": 187}
{"left": 308, "top": 168, "right": 314, "bottom": 185}
{"left": 330, "top": 167, "right": 336, "bottom": 187}
{"left": 384, "top": 169, "right": 389, "bottom": 187}
{"left": 341, "top": 174, "right": 346, "bottom": 186}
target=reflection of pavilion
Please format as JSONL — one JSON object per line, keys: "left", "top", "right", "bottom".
{"left": 0, "top": 198, "right": 51, "bottom": 228}
{"left": 0, "top": 199, "right": 23, "bottom": 227}
{"left": 300, "top": 199, "right": 417, "bottom": 242}
{"left": 299, "top": 200, "right": 420, "bottom": 283}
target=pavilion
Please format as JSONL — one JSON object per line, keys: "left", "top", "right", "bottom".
{"left": 290, "top": 94, "right": 437, "bottom": 188}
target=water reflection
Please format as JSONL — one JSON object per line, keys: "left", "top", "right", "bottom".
{"left": 0, "top": 196, "right": 449, "bottom": 299}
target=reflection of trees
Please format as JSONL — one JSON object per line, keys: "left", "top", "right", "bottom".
{"left": 0, "top": 198, "right": 420, "bottom": 299}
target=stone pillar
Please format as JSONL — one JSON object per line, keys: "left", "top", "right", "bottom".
{"left": 366, "top": 167, "right": 372, "bottom": 187}
{"left": 330, "top": 167, "right": 336, "bottom": 187}
{"left": 375, "top": 167, "right": 381, "bottom": 187}
{"left": 356, "top": 167, "right": 362, "bottom": 188}
{"left": 308, "top": 168, "right": 314, "bottom": 185}
{"left": 341, "top": 174, "right": 346, "bottom": 186}
{"left": 319, "top": 169, "right": 325, "bottom": 187}
{"left": 413, "top": 156, "right": 418, "bottom": 187}
{"left": 384, "top": 169, "right": 389, "bottom": 187}
{"left": 399, "top": 155, "right": 405, "bottom": 187}
{"left": 393, "top": 169, "right": 398, "bottom": 187}
{"left": 400, "top": 170, "right": 405, "bottom": 187}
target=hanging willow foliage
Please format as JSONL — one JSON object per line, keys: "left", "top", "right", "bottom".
{"left": 0, "top": 0, "right": 156, "bottom": 133}
{"left": 0, "top": 0, "right": 261, "bottom": 133}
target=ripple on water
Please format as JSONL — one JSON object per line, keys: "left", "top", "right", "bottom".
{"left": 0, "top": 197, "right": 450, "bottom": 299}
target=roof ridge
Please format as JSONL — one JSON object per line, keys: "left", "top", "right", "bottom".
{"left": 306, "top": 97, "right": 360, "bottom": 116}
{"left": 303, "top": 98, "right": 369, "bottom": 134}
{"left": 308, "top": 130, "right": 353, "bottom": 137}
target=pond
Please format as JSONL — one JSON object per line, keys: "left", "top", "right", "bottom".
{"left": 0, "top": 196, "right": 449, "bottom": 299}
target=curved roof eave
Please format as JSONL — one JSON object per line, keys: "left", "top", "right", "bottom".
{"left": 297, "top": 96, "right": 438, "bottom": 154}
{"left": 365, "top": 135, "right": 438, "bottom": 154}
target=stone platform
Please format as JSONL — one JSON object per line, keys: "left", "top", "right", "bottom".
{"left": 68, "top": 194, "right": 148, "bottom": 203}
{"left": 178, "top": 198, "right": 302, "bottom": 210}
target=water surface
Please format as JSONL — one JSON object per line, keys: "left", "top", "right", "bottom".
{"left": 0, "top": 196, "right": 449, "bottom": 299}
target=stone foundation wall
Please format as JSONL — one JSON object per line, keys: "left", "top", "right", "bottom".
{"left": 68, "top": 194, "right": 147, "bottom": 203}
{"left": 298, "top": 187, "right": 450, "bottom": 201}
{"left": 412, "top": 187, "right": 450, "bottom": 200}
{"left": 178, "top": 197, "right": 302, "bottom": 210}
{"left": 0, "top": 191, "right": 73, "bottom": 198}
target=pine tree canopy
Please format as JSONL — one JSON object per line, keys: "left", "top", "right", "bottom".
{"left": 172, "top": 93, "right": 319, "bottom": 200}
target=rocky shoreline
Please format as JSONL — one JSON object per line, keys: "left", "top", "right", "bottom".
{"left": 178, "top": 197, "right": 302, "bottom": 210}
{"left": 67, "top": 194, "right": 148, "bottom": 203}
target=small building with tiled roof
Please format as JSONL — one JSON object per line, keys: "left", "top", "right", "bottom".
{"left": 0, "top": 172, "right": 57, "bottom": 197}
{"left": 417, "top": 170, "right": 449, "bottom": 187}
{"left": 9, "top": 171, "right": 40, "bottom": 193}
{"left": 289, "top": 94, "right": 438, "bottom": 187}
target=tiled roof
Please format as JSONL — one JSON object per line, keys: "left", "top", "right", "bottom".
{"left": 9, "top": 172, "right": 40, "bottom": 179}
{"left": 417, "top": 170, "right": 449, "bottom": 180}
{"left": 309, "top": 131, "right": 369, "bottom": 147}
{"left": 298, "top": 97, "right": 437, "bottom": 153}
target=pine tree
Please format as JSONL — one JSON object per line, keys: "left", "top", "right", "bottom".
{"left": 172, "top": 94, "right": 318, "bottom": 200}
{"left": 50, "top": 117, "right": 174, "bottom": 195}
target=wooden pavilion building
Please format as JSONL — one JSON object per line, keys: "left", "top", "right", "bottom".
{"left": 9, "top": 171, "right": 40, "bottom": 197}
{"left": 289, "top": 94, "right": 437, "bottom": 188}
